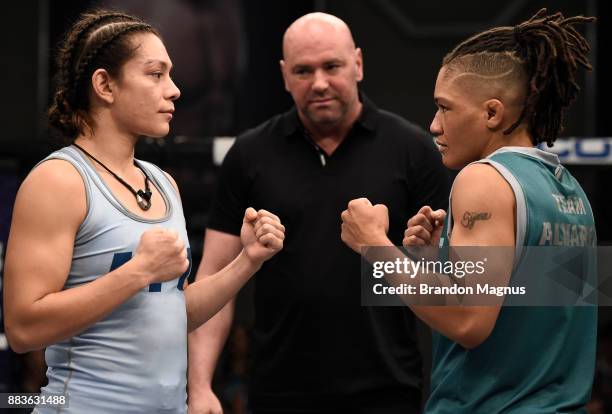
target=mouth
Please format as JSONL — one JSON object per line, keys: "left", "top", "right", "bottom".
{"left": 434, "top": 140, "right": 447, "bottom": 152}
{"left": 160, "top": 109, "right": 174, "bottom": 120}
{"left": 310, "top": 98, "right": 334, "bottom": 105}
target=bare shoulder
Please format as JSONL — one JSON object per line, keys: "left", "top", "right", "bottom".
{"left": 22, "top": 158, "right": 86, "bottom": 198}
{"left": 452, "top": 162, "right": 514, "bottom": 207}
{"left": 450, "top": 162, "right": 515, "bottom": 246}
{"left": 15, "top": 159, "right": 87, "bottom": 230}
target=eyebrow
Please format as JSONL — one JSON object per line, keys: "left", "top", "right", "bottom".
{"left": 144, "top": 59, "right": 172, "bottom": 70}
{"left": 292, "top": 58, "right": 344, "bottom": 70}
{"left": 291, "top": 64, "right": 311, "bottom": 73}
{"left": 323, "top": 58, "right": 343, "bottom": 64}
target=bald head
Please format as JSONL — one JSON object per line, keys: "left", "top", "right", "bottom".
{"left": 279, "top": 13, "right": 363, "bottom": 133}
{"left": 283, "top": 13, "right": 356, "bottom": 61}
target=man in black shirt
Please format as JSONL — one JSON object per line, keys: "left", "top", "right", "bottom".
{"left": 188, "top": 12, "right": 450, "bottom": 414}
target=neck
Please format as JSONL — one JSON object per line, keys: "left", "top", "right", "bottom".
{"left": 74, "top": 107, "right": 142, "bottom": 172}
{"left": 481, "top": 127, "right": 534, "bottom": 159}
{"left": 74, "top": 130, "right": 138, "bottom": 175}
{"left": 300, "top": 100, "right": 363, "bottom": 153}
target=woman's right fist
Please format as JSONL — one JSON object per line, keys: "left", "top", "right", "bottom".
{"left": 403, "top": 206, "right": 447, "bottom": 247}
{"left": 240, "top": 207, "right": 285, "bottom": 265}
{"left": 133, "top": 228, "right": 189, "bottom": 284}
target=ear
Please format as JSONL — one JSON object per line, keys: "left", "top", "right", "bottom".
{"left": 279, "top": 60, "right": 290, "bottom": 92}
{"left": 355, "top": 47, "right": 364, "bottom": 82}
{"left": 485, "top": 99, "right": 504, "bottom": 130}
{"left": 90, "top": 68, "right": 115, "bottom": 104}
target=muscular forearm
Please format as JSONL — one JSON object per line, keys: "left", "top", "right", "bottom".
{"left": 363, "top": 241, "right": 500, "bottom": 348}
{"left": 185, "top": 250, "right": 259, "bottom": 332}
{"left": 411, "top": 305, "right": 497, "bottom": 348}
{"left": 188, "top": 302, "right": 234, "bottom": 389}
{"left": 5, "top": 260, "right": 150, "bottom": 353}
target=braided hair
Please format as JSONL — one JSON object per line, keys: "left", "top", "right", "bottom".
{"left": 48, "top": 10, "right": 159, "bottom": 140}
{"left": 442, "top": 8, "right": 595, "bottom": 147}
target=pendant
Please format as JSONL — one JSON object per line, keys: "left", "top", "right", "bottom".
{"left": 136, "top": 190, "right": 152, "bottom": 211}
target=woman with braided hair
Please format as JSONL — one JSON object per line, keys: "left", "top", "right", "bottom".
{"left": 341, "top": 9, "right": 597, "bottom": 413}
{"left": 3, "top": 9, "right": 284, "bottom": 413}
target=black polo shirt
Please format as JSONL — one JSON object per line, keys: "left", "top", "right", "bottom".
{"left": 208, "top": 95, "right": 450, "bottom": 413}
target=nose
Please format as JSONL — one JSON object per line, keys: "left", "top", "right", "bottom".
{"left": 312, "top": 69, "right": 329, "bottom": 93}
{"left": 167, "top": 77, "right": 181, "bottom": 101}
{"left": 430, "top": 111, "right": 443, "bottom": 136}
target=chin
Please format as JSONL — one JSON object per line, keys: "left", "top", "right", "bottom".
{"left": 309, "top": 113, "right": 341, "bottom": 126}
{"left": 442, "top": 156, "right": 467, "bottom": 171}
{"left": 144, "top": 126, "right": 170, "bottom": 138}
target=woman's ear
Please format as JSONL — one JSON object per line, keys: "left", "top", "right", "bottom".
{"left": 485, "top": 99, "right": 504, "bottom": 130}
{"left": 90, "top": 68, "right": 114, "bottom": 104}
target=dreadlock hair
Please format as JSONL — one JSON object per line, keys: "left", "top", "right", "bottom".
{"left": 442, "top": 8, "right": 595, "bottom": 147}
{"left": 48, "top": 9, "right": 160, "bottom": 141}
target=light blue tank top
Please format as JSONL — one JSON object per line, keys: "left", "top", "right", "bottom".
{"left": 34, "top": 146, "right": 191, "bottom": 413}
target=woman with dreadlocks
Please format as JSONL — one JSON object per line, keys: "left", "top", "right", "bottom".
{"left": 3, "top": 9, "right": 284, "bottom": 413}
{"left": 340, "top": 9, "right": 597, "bottom": 413}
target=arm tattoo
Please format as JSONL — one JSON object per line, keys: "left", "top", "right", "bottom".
{"left": 461, "top": 211, "right": 491, "bottom": 229}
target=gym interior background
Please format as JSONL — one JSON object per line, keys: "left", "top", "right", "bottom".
{"left": 1, "top": 1, "right": 610, "bottom": 413}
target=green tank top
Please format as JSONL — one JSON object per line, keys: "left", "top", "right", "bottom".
{"left": 426, "top": 147, "right": 597, "bottom": 414}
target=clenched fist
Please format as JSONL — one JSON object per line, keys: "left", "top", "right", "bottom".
{"left": 403, "top": 206, "right": 446, "bottom": 247}
{"left": 340, "top": 198, "right": 391, "bottom": 254}
{"left": 132, "top": 228, "right": 189, "bottom": 284}
{"left": 240, "top": 207, "right": 285, "bottom": 265}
